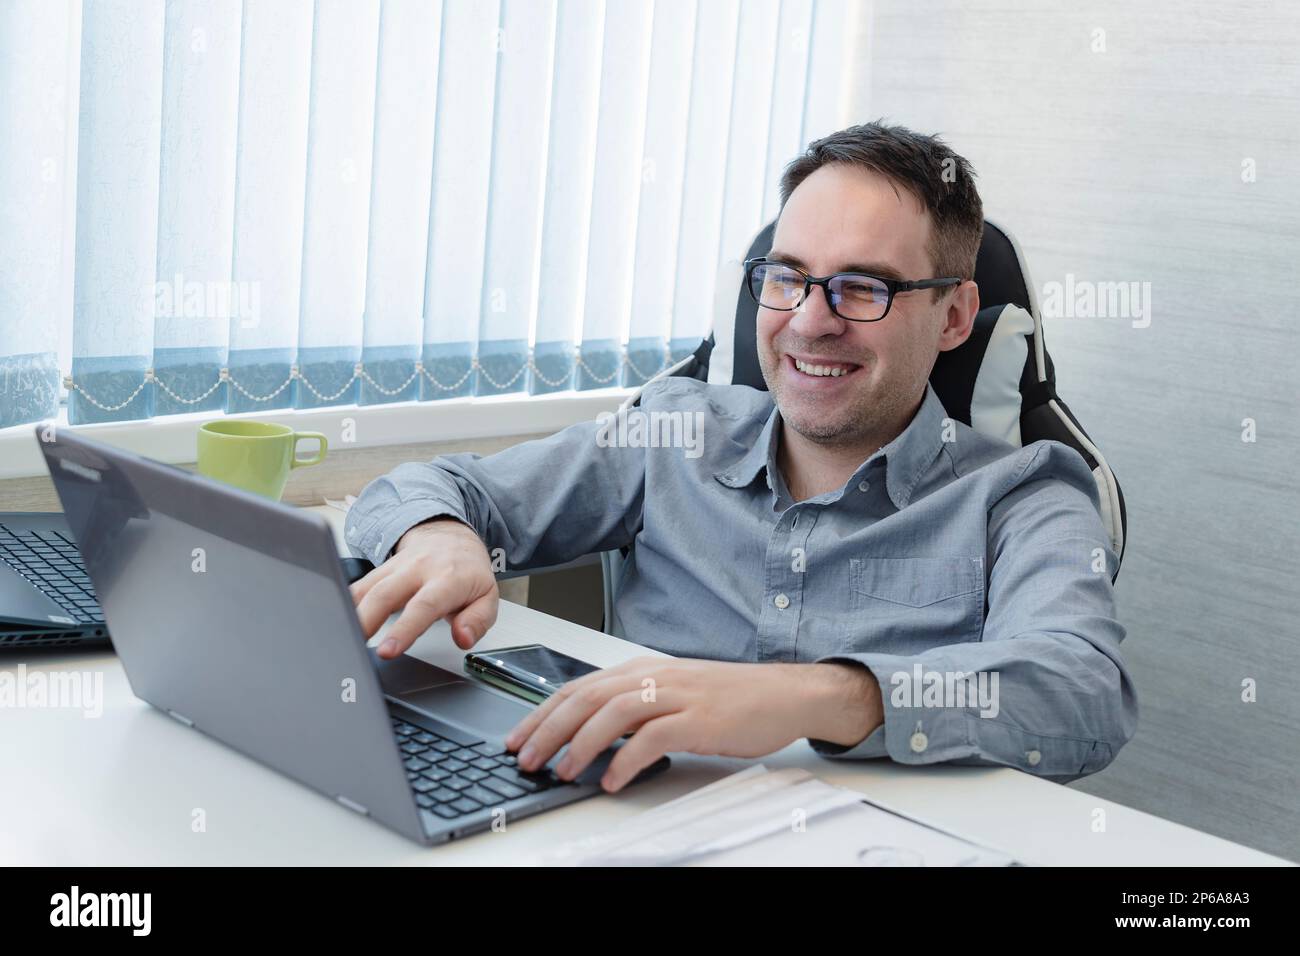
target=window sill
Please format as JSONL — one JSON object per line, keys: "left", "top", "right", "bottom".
{"left": 0, "top": 388, "right": 633, "bottom": 481}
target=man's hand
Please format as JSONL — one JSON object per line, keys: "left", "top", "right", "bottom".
{"left": 503, "top": 657, "right": 884, "bottom": 792}
{"left": 349, "top": 517, "right": 498, "bottom": 658}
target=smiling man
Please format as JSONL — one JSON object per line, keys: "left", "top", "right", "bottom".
{"left": 344, "top": 122, "right": 1138, "bottom": 793}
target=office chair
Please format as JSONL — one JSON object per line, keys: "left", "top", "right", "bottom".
{"left": 598, "top": 218, "right": 1128, "bottom": 634}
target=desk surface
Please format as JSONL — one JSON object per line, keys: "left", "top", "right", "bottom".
{"left": 0, "top": 506, "right": 1288, "bottom": 866}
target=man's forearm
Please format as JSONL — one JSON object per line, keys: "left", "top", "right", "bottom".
{"left": 810, "top": 631, "right": 1137, "bottom": 778}
{"left": 795, "top": 662, "right": 884, "bottom": 748}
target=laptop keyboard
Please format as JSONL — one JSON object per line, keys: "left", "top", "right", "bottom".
{"left": 0, "top": 524, "right": 103, "bottom": 624}
{"left": 391, "top": 716, "right": 563, "bottom": 820}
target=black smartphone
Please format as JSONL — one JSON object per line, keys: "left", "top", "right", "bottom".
{"left": 464, "top": 644, "right": 600, "bottom": 705}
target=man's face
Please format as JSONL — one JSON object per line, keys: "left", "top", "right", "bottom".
{"left": 757, "top": 163, "right": 972, "bottom": 448}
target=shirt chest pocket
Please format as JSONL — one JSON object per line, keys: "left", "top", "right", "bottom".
{"left": 842, "top": 556, "right": 986, "bottom": 653}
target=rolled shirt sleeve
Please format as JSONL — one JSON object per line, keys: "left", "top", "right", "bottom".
{"left": 343, "top": 386, "right": 660, "bottom": 570}
{"left": 808, "top": 441, "right": 1139, "bottom": 782}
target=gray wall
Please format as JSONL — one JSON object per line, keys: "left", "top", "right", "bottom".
{"left": 853, "top": 0, "right": 1299, "bottom": 860}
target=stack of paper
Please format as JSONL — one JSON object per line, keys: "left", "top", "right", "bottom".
{"left": 543, "top": 765, "right": 1021, "bottom": 866}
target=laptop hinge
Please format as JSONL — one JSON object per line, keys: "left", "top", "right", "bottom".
{"left": 336, "top": 795, "right": 369, "bottom": 816}
{"left": 166, "top": 709, "right": 194, "bottom": 728}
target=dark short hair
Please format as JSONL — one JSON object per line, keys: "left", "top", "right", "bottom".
{"left": 778, "top": 121, "right": 984, "bottom": 286}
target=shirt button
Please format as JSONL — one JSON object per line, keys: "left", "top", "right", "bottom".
{"left": 773, "top": 593, "right": 790, "bottom": 610}
{"left": 858, "top": 480, "right": 870, "bottom": 492}
{"left": 909, "top": 731, "right": 929, "bottom": 753}
{"left": 1026, "top": 749, "right": 1042, "bottom": 767}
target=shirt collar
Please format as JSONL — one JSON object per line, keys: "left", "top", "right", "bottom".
{"left": 713, "top": 381, "right": 949, "bottom": 510}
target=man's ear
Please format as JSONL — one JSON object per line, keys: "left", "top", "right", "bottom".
{"left": 937, "top": 279, "right": 980, "bottom": 353}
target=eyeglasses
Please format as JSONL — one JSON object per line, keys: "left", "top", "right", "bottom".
{"left": 744, "top": 257, "right": 962, "bottom": 322}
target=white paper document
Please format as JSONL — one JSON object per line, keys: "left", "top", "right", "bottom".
{"left": 543, "top": 766, "right": 1021, "bottom": 866}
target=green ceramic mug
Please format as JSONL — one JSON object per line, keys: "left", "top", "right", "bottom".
{"left": 196, "top": 420, "right": 328, "bottom": 501}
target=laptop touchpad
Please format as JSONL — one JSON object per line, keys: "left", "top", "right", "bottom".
{"left": 400, "top": 681, "right": 532, "bottom": 739}
{"left": 372, "top": 651, "right": 532, "bottom": 738}
{"left": 371, "top": 651, "right": 466, "bottom": 694}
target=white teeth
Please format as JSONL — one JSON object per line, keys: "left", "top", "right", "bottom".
{"left": 794, "top": 358, "right": 849, "bottom": 377}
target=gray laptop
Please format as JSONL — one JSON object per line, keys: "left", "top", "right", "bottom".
{"left": 38, "top": 424, "right": 668, "bottom": 845}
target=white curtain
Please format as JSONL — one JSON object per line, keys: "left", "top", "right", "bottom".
{"left": 360, "top": 0, "right": 441, "bottom": 406}
{"left": 0, "top": 0, "right": 858, "bottom": 428}
{"left": 0, "top": 0, "right": 76, "bottom": 429}
{"left": 227, "top": 0, "right": 313, "bottom": 414}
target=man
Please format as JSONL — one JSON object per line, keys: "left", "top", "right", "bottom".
{"left": 345, "top": 122, "right": 1138, "bottom": 794}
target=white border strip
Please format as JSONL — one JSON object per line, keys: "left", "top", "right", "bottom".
{"left": 1048, "top": 398, "right": 1125, "bottom": 558}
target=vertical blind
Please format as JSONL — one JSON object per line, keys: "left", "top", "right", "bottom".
{"left": 0, "top": 0, "right": 857, "bottom": 429}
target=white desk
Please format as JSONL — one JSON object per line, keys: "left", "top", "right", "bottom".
{"left": 0, "top": 506, "right": 1288, "bottom": 866}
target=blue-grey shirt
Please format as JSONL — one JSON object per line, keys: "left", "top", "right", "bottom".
{"left": 345, "top": 378, "right": 1138, "bottom": 782}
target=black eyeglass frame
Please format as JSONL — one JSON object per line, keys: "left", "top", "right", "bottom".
{"left": 743, "top": 256, "right": 963, "bottom": 322}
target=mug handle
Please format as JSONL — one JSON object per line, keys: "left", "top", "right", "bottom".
{"left": 290, "top": 431, "right": 328, "bottom": 468}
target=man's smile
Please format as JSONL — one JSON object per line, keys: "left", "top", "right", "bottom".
{"left": 783, "top": 352, "right": 865, "bottom": 386}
